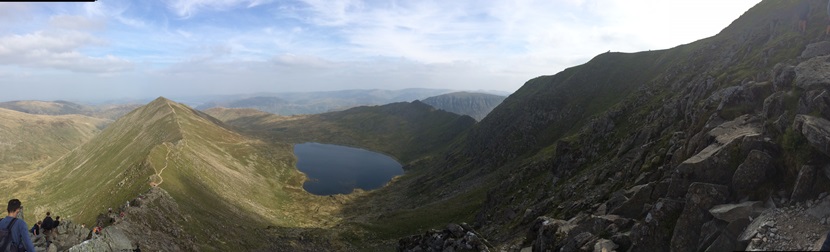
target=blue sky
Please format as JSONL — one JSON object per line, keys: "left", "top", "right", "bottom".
{"left": 0, "top": 0, "right": 761, "bottom": 102}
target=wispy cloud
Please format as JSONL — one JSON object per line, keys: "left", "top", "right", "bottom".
{"left": 0, "top": 0, "right": 762, "bottom": 101}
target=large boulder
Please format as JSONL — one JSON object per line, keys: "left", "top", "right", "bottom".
{"left": 630, "top": 199, "right": 685, "bottom": 252}
{"left": 704, "top": 218, "right": 752, "bottom": 252}
{"left": 732, "top": 151, "right": 774, "bottom": 199}
{"left": 791, "top": 165, "right": 817, "bottom": 202}
{"left": 797, "top": 90, "right": 830, "bottom": 119}
{"left": 398, "top": 223, "right": 491, "bottom": 252}
{"left": 669, "top": 115, "right": 762, "bottom": 198}
{"left": 527, "top": 217, "right": 566, "bottom": 252}
{"left": 795, "top": 55, "right": 830, "bottom": 90}
{"left": 610, "top": 183, "right": 655, "bottom": 218}
{"left": 773, "top": 63, "right": 796, "bottom": 91}
{"left": 762, "top": 91, "right": 787, "bottom": 120}
{"left": 793, "top": 115, "right": 830, "bottom": 157}
{"left": 68, "top": 227, "right": 134, "bottom": 252}
{"left": 801, "top": 41, "right": 830, "bottom": 59}
{"left": 670, "top": 183, "right": 729, "bottom": 252}
{"left": 708, "top": 201, "right": 764, "bottom": 223}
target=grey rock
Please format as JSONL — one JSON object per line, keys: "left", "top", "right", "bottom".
{"left": 611, "top": 183, "right": 654, "bottom": 218}
{"left": 709, "top": 201, "right": 764, "bottom": 222}
{"left": 791, "top": 165, "right": 818, "bottom": 202}
{"left": 670, "top": 183, "right": 730, "bottom": 252}
{"left": 593, "top": 239, "right": 618, "bottom": 252}
{"left": 732, "top": 151, "right": 774, "bottom": 199}
{"left": 801, "top": 41, "right": 830, "bottom": 59}
{"left": 630, "top": 199, "right": 685, "bottom": 252}
{"left": 773, "top": 63, "right": 796, "bottom": 91}
{"left": 795, "top": 55, "right": 830, "bottom": 90}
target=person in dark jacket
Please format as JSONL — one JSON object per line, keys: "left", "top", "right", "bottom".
{"left": 53, "top": 216, "right": 60, "bottom": 229}
{"left": 29, "top": 221, "right": 41, "bottom": 236}
{"left": 41, "top": 211, "right": 54, "bottom": 244}
{"left": 0, "top": 199, "right": 36, "bottom": 252}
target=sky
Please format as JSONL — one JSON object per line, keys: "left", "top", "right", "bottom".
{"left": 0, "top": 0, "right": 762, "bottom": 102}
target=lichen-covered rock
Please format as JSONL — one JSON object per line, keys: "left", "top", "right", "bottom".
{"left": 793, "top": 115, "right": 830, "bottom": 157}
{"left": 732, "top": 151, "right": 774, "bottom": 199}
{"left": 800, "top": 41, "right": 830, "bottom": 59}
{"left": 773, "top": 63, "right": 796, "bottom": 91}
{"left": 630, "top": 199, "right": 684, "bottom": 252}
{"left": 795, "top": 55, "right": 830, "bottom": 90}
{"left": 791, "top": 165, "right": 817, "bottom": 202}
{"left": 670, "top": 183, "right": 729, "bottom": 252}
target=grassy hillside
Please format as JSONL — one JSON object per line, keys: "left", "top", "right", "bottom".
{"left": 208, "top": 101, "right": 477, "bottom": 163}
{"left": 5, "top": 97, "right": 340, "bottom": 251}
{"left": 0, "top": 108, "right": 109, "bottom": 176}
{"left": 0, "top": 100, "right": 141, "bottom": 120}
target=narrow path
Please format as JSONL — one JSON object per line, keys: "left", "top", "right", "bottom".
{"left": 155, "top": 144, "right": 172, "bottom": 186}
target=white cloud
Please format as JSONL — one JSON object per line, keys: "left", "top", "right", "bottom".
{"left": 0, "top": 31, "right": 133, "bottom": 73}
{"left": 49, "top": 15, "right": 106, "bottom": 31}
{"left": 166, "top": 0, "right": 272, "bottom": 18}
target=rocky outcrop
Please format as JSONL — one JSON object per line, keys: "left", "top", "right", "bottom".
{"left": 524, "top": 214, "right": 633, "bottom": 252}
{"left": 732, "top": 151, "right": 774, "bottom": 199}
{"left": 795, "top": 55, "right": 830, "bottom": 90}
{"left": 800, "top": 41, "right": 830, "bottom": 59}
{"left": 791, "top": 165, "right": 817, "bottom": 202}
{"left": 630, "top": 199, "right": 684, "bottom": 252}
{"left": 708, "top": 201, "right": 764, "bottom": 223}
{"left": 398, "top": 223, "right": 491, "bottom": 252}
{"left": 69, "top": 226, "right": 134, "bottom": 252}
{"left": 793, "top": 115, "right": 830, "bottom": 157}
{"left": 773, "top": 63, "right": 796, "bottom": 92}
{"left": 670, "top": 183, "right": 729, "bottom": 252}
{"left": 669, "top": 115, "right": 762, "bottom": 198}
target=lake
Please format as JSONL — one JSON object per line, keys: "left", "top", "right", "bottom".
{"left": 294, "top": 142, "right": 404, "bottom": 195}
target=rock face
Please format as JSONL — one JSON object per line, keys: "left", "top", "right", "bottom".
{"left": 800, "top": 41, "right": 830, "bottom": 59}
{"left": 397, "top": 223, "right": 491, "bottom": 252}
{"left": 795, "top": 55, "right": 830, "bottom": 90}
{"left": 709, "top": 201, "right": 764, "bottom": 222}
{"left": 68, "top": 226, "right": 134, "bottom": 252}
{"left": 791, "top": 165, "right": 818, "bottom": 202}
{"left": 629, "top": 199, "right": 684, "bottom": 252}
{"left": 669, "top": 115, "right": 762, "bottom": 198}
{"left": 670, "top": 183, "right": 729, "bottom": 252}
{"left": 732, "top": 151, "right": 774, "bottom": 199}
{"left": 421, "top": 92, "right": 507, "bottom": 121}
{"left": 793, "top": 115, "right": 830, "bottom": 157}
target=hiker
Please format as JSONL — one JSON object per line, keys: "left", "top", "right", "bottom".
{"left": 29, "top": 221, "right": 40, "bottom": 236}
{"left": 826, "top": 0, "right": 830, "bottom": 36}
{"left": 41, "top": 211, "right": 54, "bottom": 244}
{"left": 0, "top": 199, "right": 36, "bottom": 252}
{"left": 798, "top": 0, "right": 811, "bottom": 34}
{"left": 53, "top": 216, "right": 60, "bottom": 229}
{"left": 822, "top": 230, "right": 830, "bottom": 250}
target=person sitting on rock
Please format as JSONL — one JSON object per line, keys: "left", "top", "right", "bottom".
{"left": 29, "top": 221, "right": 41, "bottom": 236}
{"left": 1, "top": 199, "right": 36, "bottom": 252}
{"left": 53, "top": 216, "right": 60, "bottom": 230}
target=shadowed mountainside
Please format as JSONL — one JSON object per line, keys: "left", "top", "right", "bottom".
{"left": 421, "top": 92, "right": 506, "bottom": 121}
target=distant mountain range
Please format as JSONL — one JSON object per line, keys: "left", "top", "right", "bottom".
{"left": 0, "top": 100, "right": 140, "bottom": 120}
{"left": 191, "top": 88, "right": 509, "bottom": 116}
{"left": 420, "top": 92, "right": 506, "bottom": 121}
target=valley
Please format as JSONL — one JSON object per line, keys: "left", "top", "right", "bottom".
{"left": 4, "top": 0, "right": 830, "bottom": 251}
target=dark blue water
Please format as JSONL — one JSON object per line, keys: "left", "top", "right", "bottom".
{"left": 294, "top": 142, "right": 403, "bottom": 195}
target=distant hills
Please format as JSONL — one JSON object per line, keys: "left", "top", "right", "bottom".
{"left": 421, "top": 92, "right": 506, "bottom": 121}
{"left": 194, "top": 88, "right": 497, "bottom": 115}
{"left": 0, "top": 100, "right": 140, "bottom": 120}
{"left": 0, "top": 108, "right": 109, "bottom": 177}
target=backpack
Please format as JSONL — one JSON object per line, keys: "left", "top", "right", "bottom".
{"left": 0, "top": 218, "right": 21, "bottom": 252}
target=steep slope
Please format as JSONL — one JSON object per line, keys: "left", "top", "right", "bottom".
{"left": 11, "top": 97, "right": 339, "bottom": 251}
{"left": 421, "top": 92, "right": 506, "bottom": 121}
{"left": 337, "top": 0, "right": 830, "bottom": 250}
{"left": 0, "top": 108, "right": 109, "bottom": 175}
{"left": 208, "top": 101, "right": 477, "bottom": 163}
